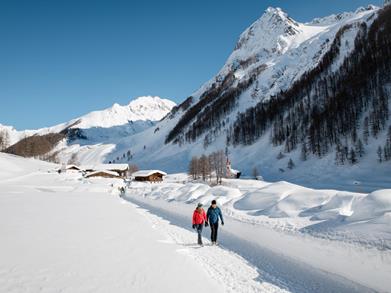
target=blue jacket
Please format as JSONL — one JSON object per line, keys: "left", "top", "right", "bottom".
{"left": 207, "top": 206, "right": 224, "bottom": 224}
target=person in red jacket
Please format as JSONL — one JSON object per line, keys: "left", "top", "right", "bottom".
{"left": 192, "top": 203, "right": 208, "bottom": 246}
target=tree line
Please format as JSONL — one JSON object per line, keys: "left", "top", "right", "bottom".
{"left": 228, "top": 6, "right": 391, "bottom": 165}
{"left": 188, "top": 150, "right": 226, "bottom": 184}
{"left": 0, "top": 130, "right": 10, "bottom": 151}
{"left": 4, "top": 133, "right": 66, "bottom": 162}
{"left": 166, "top": 63, "right": 266, "bottom": 146}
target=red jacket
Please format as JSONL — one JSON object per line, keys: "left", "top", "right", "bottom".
{"left": 192, "top": 208, "right": 207, "bottom": 225}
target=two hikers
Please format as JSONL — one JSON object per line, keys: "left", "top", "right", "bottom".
{"left": 192, "top": 199, "right": 224, "bottom": 246}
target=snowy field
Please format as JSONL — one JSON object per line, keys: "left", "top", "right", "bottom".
{"left": 1, "top": 153, "right": 390, "bottom": 292}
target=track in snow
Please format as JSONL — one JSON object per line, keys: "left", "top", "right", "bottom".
{"left": 125, "top": 195, "right": 375, "bottom": 293}
{"left": 126, "top": 199, "right": 288, "bottom": 293}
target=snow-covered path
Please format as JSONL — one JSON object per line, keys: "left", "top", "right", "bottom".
{"left": 0, "top": 154, "right": 288, "bottom": 292}
{"left": 130, "top": 201, "right": 288, "bottom": 293}
{"left": 125, "top": 195, "right": 383, "bottom": 293}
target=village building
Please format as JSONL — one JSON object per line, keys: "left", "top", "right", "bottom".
{"left": 82, "top": 164, "right": 129, "bottom": 178}
{"left": 66, "top": 165, "right": 82, "bottom": 171}
{"left": 58, "top": 164, "right": 83, "bottom": 173}
{"left": 132, "top": 170, "right": 167, "bottom": 182}
{"left": 57, "top": 163, "right": 130, "bottom": 179}
{"left": 85, "top": 170, "right": 121, "bottom": 179}
{"left": 82, "top": 165, "right": 95, "bottom": 173}
{"left": 226, "top": 158, "right": 241, "bottom": 179}
{"left": 98, "top": 164, "right": 129, "bottom": 177}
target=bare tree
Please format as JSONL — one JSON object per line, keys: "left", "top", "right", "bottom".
{"left": 0, "top": 130, "right": 10, "bottom": 151}
{"left": 199, "top": 154, "right": 210, "bottom": 181}
{"left": 252, "top": 167, "right": 259, "bottom": 179}
{"left": 0, "top": 130, "right": 4, "bottom": 151}
{"left": 189, "top": 156, "right": 199, "bottom": 180}
{"left": 127, "top": 164, "right": 139, "bottom": 177}
{"left": 189, "top": 150, "right": 226, "bottom": 184}
{"left": 210, "top": 150, "right": 226, "bottom": 184}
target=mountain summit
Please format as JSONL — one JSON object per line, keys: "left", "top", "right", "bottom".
{"left": 73, "top": 96, "right": 176, "bottom": 129}
{"left": 234, "top": 7, "right": 301, "bottom": 54}
{"left": 0, "top": 96, "right": 176, "bottom": 162}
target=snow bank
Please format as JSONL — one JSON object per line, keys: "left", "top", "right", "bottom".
{"left": 348, "top": 189, "right": 391, "bottom": 221}
{"left": 128, "top": 176, "right": 391, "bottom": 249}
{"left": 0, "top": 153, "right": 56, "bottom": 180}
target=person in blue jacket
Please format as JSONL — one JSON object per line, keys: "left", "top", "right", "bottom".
{"left": 206, "top": 199, "right": 224, "bottom": 245}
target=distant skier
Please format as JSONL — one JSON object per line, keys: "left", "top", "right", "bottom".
{"left": 192, "top": 203, "right": 208, "bottom": 246}
{"left": 207, "top": 200, "right": 224, "bottom": 245}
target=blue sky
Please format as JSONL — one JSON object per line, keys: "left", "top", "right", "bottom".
{"left": 0, "top": 0, "right": 383, "bottom": 130}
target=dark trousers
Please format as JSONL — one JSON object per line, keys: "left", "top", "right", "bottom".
{"left": 196, "top": 224, "right": 203, "bottom": 245}
{"left": 210, "top": 222, "right": 219, "bottom": 242}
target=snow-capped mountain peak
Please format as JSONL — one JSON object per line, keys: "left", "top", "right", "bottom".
{"left": 72, "top": 96, "right": 176, "bottom": 129}
{"left": 126, "top": 96, "right": 177, "bottom": 122}
{"left": 234, "top": 7, "right": 301, "bottom": 54}
{"left": 0, "top": 96, "right": 176, "bottom": 149}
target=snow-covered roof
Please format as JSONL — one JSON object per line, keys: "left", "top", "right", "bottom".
{"left": 132, "top": 170, "right": 167, "bottom": 177}
{"left": 85, "top": 170, "right": 121, "bottom": 178}
{"left": 82, "top": 164, "right": 129, "bottom": 171}
{"left": 66, "top": 164, "right": 82, "bottom": 170}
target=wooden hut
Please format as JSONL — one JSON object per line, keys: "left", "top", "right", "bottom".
{"left": 81, "top": 164, "right": 129, "bottom": 178}
{"left": 132, "top": 170, "right": 167, "bottom": 182}
{"left": 85, "top": 170, "right": 121, "bottom": 179}
{"left": 95, "top": 164, "right": 129, "bottom": 178}
{"left": 58, "top": 164, "right": 83, "bottom": 173}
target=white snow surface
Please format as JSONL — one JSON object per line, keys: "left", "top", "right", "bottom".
{"left": 1, "top": 153, "right": 390, "bottom": 292}
{"left": 0, "top": 153, "right": 287, "bottom": 293}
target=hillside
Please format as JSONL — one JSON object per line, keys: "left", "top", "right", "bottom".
{"left": 2, "top": 96, "right": 176, "bottom": 164}
{"left": 108, "top": 5, "right": 391, "bottom": 191}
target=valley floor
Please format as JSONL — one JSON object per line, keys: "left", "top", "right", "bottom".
{"left": 0, "top": 153, "right": 390, "bottom": 292}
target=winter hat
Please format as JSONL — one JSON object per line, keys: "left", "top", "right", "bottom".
{"left": 211, "top": 200, "right": 217, "bottom": 205}
{"left": 197, "top": 203, "right": 203, "bottom": 208}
